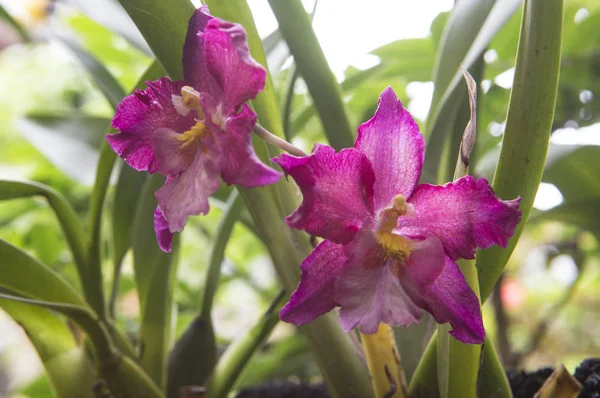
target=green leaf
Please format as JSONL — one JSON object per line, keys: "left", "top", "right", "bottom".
{"left": 0, "top": 292, "right": 161, "bottom": 397}
{"left": 0, "top": 299, "right": 95, "bottom": 398}
{"left": 0, "top": 180, "right": 87, "bottom": 286}
{"left": 16, "top": 116, "right": 109, "bottom": 185}
{"left": 86, "top": 143, "right": 116, "bottom": 320}
{"left": 267, "top": 0, "right": 354, "bottom": 149}
{"left": 207, "top": 292, "right": 284, "bottom": 398}
{"left": 116, "top": 0, "right": 195, "bottom": 81}
{"left": 0, "top": 246, "right": 85, "bottom": 314}
{"left": 476, "top": 0, "right": 564, "bottom": 301}
{"left": 0, "top": 238, "right": 86, "bottom": 307}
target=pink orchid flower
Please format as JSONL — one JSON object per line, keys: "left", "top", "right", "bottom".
{"left": 107, "top": 6, "right": 280, "bottom": 252}
{"left": 274, "top": 87, "right": 521, "bottom": 344}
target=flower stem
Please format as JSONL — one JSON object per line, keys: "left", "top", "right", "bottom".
{"left": 253, "top": 123, "right": 307, "bottom": 157}
{"left": 360, "top": 324, "right": 407, "bottom": 398}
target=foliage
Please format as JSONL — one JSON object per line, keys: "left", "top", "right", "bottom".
{"left": 0, "top": 0, "right": 599, "bottom": 397}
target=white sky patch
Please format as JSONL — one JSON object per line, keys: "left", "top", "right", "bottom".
{"left": 494, "top": 67, "right": 515, "bottom": 89}
{"left": 533, "top": 182, "right": 563, "bottom": 211}
{"left": 549, "top": 254, "right": 579, "bottom": 285}
{"left": 248, "top": 0, "right": 452, "bottom": 79}
{"left": 551, "top": 122, "right": 600, "bottom": 146}
{"left": 574, "top": 8, "right": 590, "bottom": 24}
{"left": 406, "top": 81, "right": 434, "bottom": 121}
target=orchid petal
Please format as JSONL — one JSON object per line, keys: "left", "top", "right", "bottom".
{"left": 336, "top": 225, "right": 422, "bottom": 334}
{"left": 218, "top": 105, "right": 281, "bottom": 187}
{"left": 184, "top": 16, "right": 266, "bottom": 116}
{"left": 280, "top": 240, "right": 346, "bottom": 326}
{"left": 182, "top": 6, "right": 221, "bottom": 96}
{"left": 154, "top": 207, "right": 174, "bottom": 252}
{"left": 403, "top": 255, "right": 485, "bottom": 344}
{"left": 108, "top": 78, "right": 195, "bottom": 172}
{"left": 355, "top": 87, "right": 424, "bottom": 211}
{"left": 273, "top": 144, "right": 375, "bottom": 244}
{"left": 399, "top": 176, "right": 522, "bottom": 260}
{"left": 155, "top": 148, "right": 221, "bottom": 233}
{"left": 152, "top": 128, "right": 196, "bottom": 176}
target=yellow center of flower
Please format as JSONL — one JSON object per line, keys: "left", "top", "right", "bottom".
{"left": 172, "top": 86, "right": 211, "bottom": 150}
{"left": 177, "top": 122, "right": 209, "bottom": 149}
{"left": 375, "top": 194, "right": 412, "bottom": 264}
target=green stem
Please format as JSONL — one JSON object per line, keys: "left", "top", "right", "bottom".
{"left": 86, "top": 142, "right": 116, "bottom": 321}
{"left": 268, "top": 0, "right": 354, "bottom": 150}
{"left": 200, "top": 191, "right": 243, "bottom": 320}
{"left": 207, "top": 291, "right": 285, "bottom": 398}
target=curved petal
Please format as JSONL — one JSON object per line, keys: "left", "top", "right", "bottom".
{"left": 402, "top": 255, "right": 485, "bottom": 344}
{"left": 152, "top": 128, "right": 196, "bottom": 176}
{"left": 355, "top": 87, "right": 425, "bottom": 211}
{"left": 280, "top": 240, "right": 346, "bottom": 326}
{"left": 154, "top": 207, "right": 174, "bottom": 252}
{"left": 217, "top": 105, "right": 281, "bottom": 187}
{"left": 182, "top": 6, "right": 221, "bottom": 95}
{"left": 399, "top": 175, "right": 522, "bottom": 260}
{"left": 155, "top": 147, "right": 221, "bottom": 233}
{"left": 273, "top": 144, "right": 375, "bottom": 244}
{"left": 336, "top": 225, "right": 422, "bottom": 334}
{"left": 108, "top": 78, "right": 195, "bottom": 172}
{"left": 200, "top": 18, "right": 266, "bottom": 115}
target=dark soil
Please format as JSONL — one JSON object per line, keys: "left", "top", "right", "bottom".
{"left": 235, "top": 381, "right": 329, "bottom": 398}
{"left": 235, "top": 358, "right": 600, "bottom": 398}
{"left": 507, "top": 358, "right": 600, "bottom": 398}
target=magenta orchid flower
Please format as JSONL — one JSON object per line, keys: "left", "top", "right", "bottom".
{"left": 273, "top": 87, "right": 521, "bottom": 344}
{"left": 106, "top": 6, "right": 281, "bottom": 252}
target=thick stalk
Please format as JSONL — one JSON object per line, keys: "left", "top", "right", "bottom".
{"left": 360, "top": 324, "right": 406, "bottom": 398}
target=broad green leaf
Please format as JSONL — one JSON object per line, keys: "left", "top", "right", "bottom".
{"left": 116, "top": 0, "right": 194, "bottom": 81}
{"left": 1, "top": 298, "right": 95, "bottom": 398}
{"left": 0, "top": 180, "right": 87, "bottom": 280}
{"left": 0, "top": 239, "right": 86, "bottom": 307}
{"left": 268, "top": 0, "right": 354, "bottom": 150}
